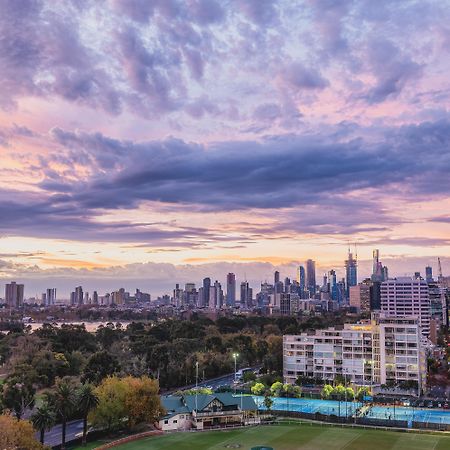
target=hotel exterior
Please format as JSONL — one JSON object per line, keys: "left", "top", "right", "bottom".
{"left": 283, "top": 313, "right": 426, "bottom": 393}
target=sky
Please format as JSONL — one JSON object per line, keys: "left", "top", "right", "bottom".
{"left": 1, "top": 0, "right": 450, "bottom": 298}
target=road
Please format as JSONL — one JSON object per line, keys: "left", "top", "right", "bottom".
{"left": 42, "top": 419, "right": 84, "bottom": 447}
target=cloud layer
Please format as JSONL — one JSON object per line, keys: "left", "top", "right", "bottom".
{"left": 0, "top": 0, "right": 450, "bottom": 291}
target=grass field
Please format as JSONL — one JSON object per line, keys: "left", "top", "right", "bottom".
{"left": 74, "top": 423, "right": 450, "bottom": 450}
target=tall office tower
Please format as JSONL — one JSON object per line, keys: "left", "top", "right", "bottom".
{"left": 414, "top": 272, "right": 421, "bottom": 280}
{"left": 345, "top": 251, "right": 357, "bottom": 297}
{"left": 84, "top": 292, "right": 90, "bottom": 304}
{"left": 274, "top": 271, "right": 280, "bottom": 284}
{"left": 328, "top": 270, "right": 338, "bottom": 301}
{"left": 372, "top": 249, "right": 380, "bottom": 277}
{"left": 240, "top": 281, "right": 253, "bottom": 308}
{"left": 173, "top": 284, "right": 183, "bottom": 307}
{"left": 93, "top": 291, "right": 98, "bottom": 304}
{"left": 349, "top": 282, "right": 371, "bottom": 312}
{"left": 306, "top": 259, "right": 316, "bottom": 296}
{"left": 372, "top": 249, "right": 388, "bottom": 282}
{"left": 75, "top": 286, "right": 83, "bottom": 306}
{"left": 284, "top": 277, "right": 291, "bottom": 293}
{"left": 380, "top": 277, "right": 430, "bottom": 337}
{"left": 226, "top": 273, "right": 236, "bottom": 306}
{"left": 46, "top": 288, "right": 56, "bottom": 306}
{"left": 197, "top": 287, "right": 204, "bottom": 307}
{"left": 297, "top": 266, "right": 306, "bottom": 291}
{"left": 202, "top": 277, "right": 211, "bottom": 307}
{"left": 207, "top": 282, "right": 222, "bottom": 309}
{"left": 5, "top": 282, "right": 24, "bottom": 308}
{"left": 425, "top": 266, "right": 433, "bottom": 283}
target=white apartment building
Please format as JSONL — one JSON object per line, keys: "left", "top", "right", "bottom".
{"left": 380, "top": 278, "right": 430, "bottom": 337}
{"left": 283, "top": 313, "right": 426, "bottom": 393}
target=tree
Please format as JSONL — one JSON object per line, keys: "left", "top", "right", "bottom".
{"left": 283, "top": 383, "right": 301, "bottom": 398}
{"left": 89, "top": 377, "right": 128, "bottom": 431}
{"left": 270, "top": 381, "right": 283, "bottom": 397}
{"left": 77, "top": 384, "right": 99, "bottom": 446}
{"left": 123, "top": 376, "right": 164, "bottom": 428}
{"left": 31, "top": 403, "right": 55, "bottom": 444}
{"left": 47, "top": 379, "right": 77, "bottom": 450}
{"left": 345, "top": 387, "right": 355, "bottom": 401}
{"left": 0, "top": 413, "right": 46, "bottom": 450}
{"left": 334, "top": 385, "right": 346, "bottom": 401}
{"left": 263, "top": 393, "right": 273, "bottom": 412}
{"left": 2, "top": 376, "right": 35, "bottom": 419}
{"left": 82, "top": 351, "right": 120, "bottom": 385}
{"left": 321, "top": 384, "right": 334, "bottom": 399}
{"left": 251, "top": 382, "right": 266, "bottom": 396}
{"left": 243, "top": 371, "right": 256, "bottom": 383}
{"left": 356, "top": 386, "right": 372, "bottom": 401}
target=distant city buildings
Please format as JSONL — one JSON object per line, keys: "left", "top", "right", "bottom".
{"left": 5, "top": 282, "right": 24, "bottom": 308}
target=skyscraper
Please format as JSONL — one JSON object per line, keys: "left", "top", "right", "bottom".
{"left": 274, "top": 271, "right": 280, "bottom": 284}
{"left": 75, "top": 286, "right": 83, "bottom": 306}
{"left": 46, "top": 288, "right": 56, "bottom": 306}
{"left": 226, "top": 273, "right": 236, "bottom": 306}
{"left": 345, "top": 251, "right": 357, "bottom": 297}
{"left": 5, "top": 282, "right": 24, "bottom": 308}
{"left": 306, "top": 259, "right": 316, "bottom": 296}
{"left": 425, "top": 266, "right": 433, "bottom": 283}
{"left": 297, "top": 265, "right": 306, "bottom": 290}
{"left": 202, "top": 277, "right": 211, "bottom": 307}
{"left": 240, "top": 281, "right": 252, "bottom": 308}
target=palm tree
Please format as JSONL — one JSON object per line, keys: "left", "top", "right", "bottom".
{"left": 52, "top": 380, "right": 76, "bottom": 450}
{"left": 31, "top": 403, "right": 56, "bottom": 444}
{"left": 77, "top": 384, "right": 99, "bottom": 446}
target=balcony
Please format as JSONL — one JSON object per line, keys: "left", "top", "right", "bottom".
{"left": 194, "top": 410, "right": 242, "bottom": 418}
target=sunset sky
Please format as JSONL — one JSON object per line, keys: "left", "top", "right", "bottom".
{"left": 1, "top": 0, "right": 450, "bottom": 297}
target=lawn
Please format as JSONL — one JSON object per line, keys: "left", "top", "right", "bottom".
{"left": 74, "top": 423, "right": 450, "bottom": 450}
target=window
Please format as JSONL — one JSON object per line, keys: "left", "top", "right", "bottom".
{"left": 173, "top": 420, "right": 178, "bottom": 424}
{"left": 164, "top": 420, "right": 168, "bottom": 424}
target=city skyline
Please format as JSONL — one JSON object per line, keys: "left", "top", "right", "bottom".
{"left": 1, "top": 1, "right": 450, "bottom": 293}
{"left": 0, "top": 249, "right": 447, "bottom": 299}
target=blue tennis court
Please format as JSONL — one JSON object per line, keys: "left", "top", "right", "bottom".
{"left": 367, "top": 405, "right": 450, "bottom": 424}
{"left": 253, "top": 396, "right": 450, "bottom": 424}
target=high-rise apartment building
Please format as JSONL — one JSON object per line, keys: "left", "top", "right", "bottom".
{"left": 380, "top": 278, "right": 430, "bottom": 337}
{"left": 226, "top": 273, "right": 236, "bottom": 307}
{"left": 283, "top": 313, "right": 426, "bottom": 393}
{"left": 306, "top": 259, "right": 316, "bottom": 296}
{"left": 5, "top": 282, "right": 24, "bottom": 308}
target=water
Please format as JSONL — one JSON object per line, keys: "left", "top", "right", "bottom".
{"left": 253, "top": 396, "right": 450, "bottom": 425}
